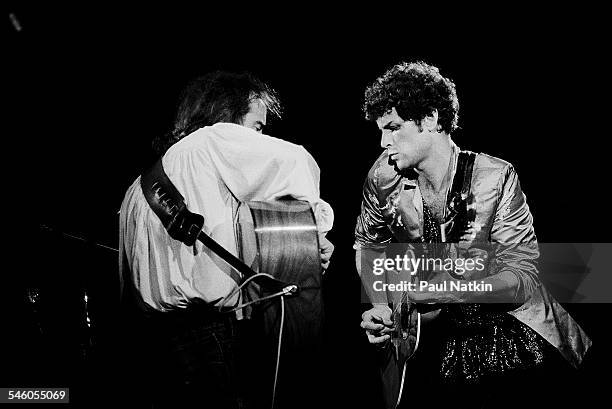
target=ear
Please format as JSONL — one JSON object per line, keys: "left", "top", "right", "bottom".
{"left": 421, "top": 110, "right": 439, "bottom": 132}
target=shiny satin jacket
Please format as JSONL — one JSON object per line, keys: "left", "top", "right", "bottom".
{"left": 354, "top": 144, "right": 591, "bottom": 368}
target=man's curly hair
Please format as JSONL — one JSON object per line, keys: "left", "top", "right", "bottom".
{"left": 153, "top": 71, "right": 282, "bottom": 154}
{"left": 363, "top": 61, "right": 459, "bottom": 134}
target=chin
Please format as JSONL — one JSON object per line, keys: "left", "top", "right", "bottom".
{"left": 394, "top": 163, "right": 417, "bottom": 179}
{"left": 394, "top": 160, "right": 411, "bottom": 172}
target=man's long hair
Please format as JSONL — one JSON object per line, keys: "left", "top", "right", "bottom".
{"left": 363, "top": 61, "right": 459, "bottom": 134}
{"left": 153, "top": 71, "right": 282, "bottom": 154}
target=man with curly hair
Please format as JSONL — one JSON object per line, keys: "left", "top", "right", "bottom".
{"left": 356, "top": 61, "right": 590, "bottom": 408}
{"left": 119, "top": 71, "right": 334, "bottom": 408}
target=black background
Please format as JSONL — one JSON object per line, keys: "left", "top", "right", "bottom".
{"left": 6, "top": 4, "right": 611, "bottom": 408}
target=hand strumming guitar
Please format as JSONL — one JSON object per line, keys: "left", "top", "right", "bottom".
{"left": 360, "top": 305, "right": 394, "bottom": 345}
{"left": 319, "top": 234, "right": 334, "bottom": 273}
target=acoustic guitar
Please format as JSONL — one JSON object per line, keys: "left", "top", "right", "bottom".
{"left": 236, "top": 199, "right": 323, "bottom": 338}
{"left": 379, "top": 192, "right": 478, "bottom": 409}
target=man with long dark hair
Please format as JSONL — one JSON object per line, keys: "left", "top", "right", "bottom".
{"left": 356, "top": 61, "right": 590, "bottom": 408}
{"left": 119, "top": 71, "right": 334, "bottom": 408}
{"left": 151, "top": 71, "right": 283, "bottom": 155}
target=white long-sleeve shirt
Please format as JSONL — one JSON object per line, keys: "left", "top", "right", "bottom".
{"left": 119, "top": 123, "right": 333, "bottom": 312}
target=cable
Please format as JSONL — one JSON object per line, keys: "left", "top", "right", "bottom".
{"left": 226, "top": 286, "right": 295, "bottom": 313}
{"left": 414, "top": 312, "right": 421, "bottom": 354}
{"left": 217, "top": 271, "right": 295, "bottom": 409}
{"left": 39, "top": 224, "right": 118, "bottom": 252}
{"left": 217, "top": 272, "right": 291, "bottom": 409}
{"left": 217, "top": 272, "right": 277, "bottom": 311}
{"left": 271, "top": 295, "right": 285, "bottom": 409}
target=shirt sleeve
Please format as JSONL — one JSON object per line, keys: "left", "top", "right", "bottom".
{"left": 203, "top": 123, "right": 334, "bottom": 233}
{"left": 354, "top": 156, "right": 393, "bottom": 250}
{"left": 490, "top": 164, "right": 541, "bottom": 301}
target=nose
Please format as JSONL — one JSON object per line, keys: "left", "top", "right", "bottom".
{"left": 380, "top": 130, "right": 393, "bottom": 149}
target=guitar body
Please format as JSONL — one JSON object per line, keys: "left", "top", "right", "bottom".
{"left": 380, "top": 348, "right": 404, "bottom": 409}
{"left": 238, "top": 199, "right": 322, "bottom": 338}
{"left": 239, "top": 199, "right": 321, "bottom": 290}
{"left": 380, "top": 290, "right": 420, "bottom": 409}
{"left": 237, "top": 199, "right": 323, "bottom": 406}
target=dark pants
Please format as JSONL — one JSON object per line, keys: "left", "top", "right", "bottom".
{"left": 137, "top": 305, "right": 268, "bottom": 409}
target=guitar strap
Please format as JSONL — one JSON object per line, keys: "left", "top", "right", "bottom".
{"left": 448, "top": 150, "right": 478, "bottom": 206}
{"left": 439, "top": 150, "right": 478, "bottom": 243}
{"left": 141, "top": 160, "right": 203, "bottom": 244}
{"left": 140, "top": 158, "right": 290, "bottom": 291}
